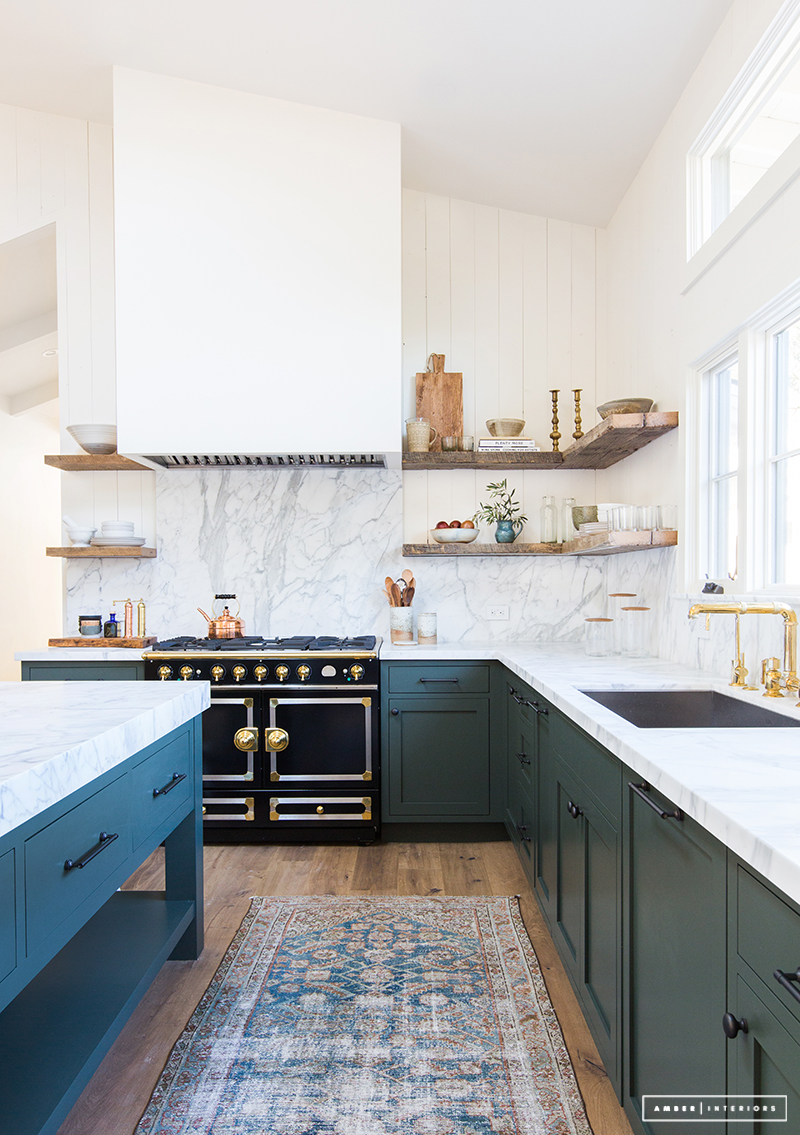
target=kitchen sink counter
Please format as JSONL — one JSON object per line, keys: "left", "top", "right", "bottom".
{"left": 382, "top": 641, "right": 800, "bottom": 905}
{"left": 0, "top": 680, "right": 210, "bottom": 837}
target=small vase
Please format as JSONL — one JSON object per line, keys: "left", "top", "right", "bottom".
{"left": 495, "top": 520, "right": 517, "bottom": 543}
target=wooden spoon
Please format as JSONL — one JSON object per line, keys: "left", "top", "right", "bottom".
{"left": 384, "top": 576, "right": 394, "bottom": 594}
{"left": 401, "top": 569, "right": 414, "bottom": 586}
{"left": 383, "top": 588, "right": 394, "bottom": 606}
{"left": 402, "top": 585, "right": 415, "bottom": 606}
{"left": 390, "top": 581, "right": 403, "bottom": 607}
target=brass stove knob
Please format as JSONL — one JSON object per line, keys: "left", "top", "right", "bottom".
{"left": 210, "top": 665, "right": 225, "bottom": 682}
{"left": 179, "top": 665, "right": 194, "bottom": 681}
{"left": 349, "top": 664, "right": 364, "bottom": 681}
{"left": 296, "top": 664, "right": 311, "bottom": 682}
{"left": 232, "top": 664, "right": 247, "bottom": 683}
{"left": 316, "top": 805, "right": 325, "bottom": 814}
{"left": 275, "top": 664, "right": 289, "bottom": 682}
{"left": 254, "top": 664, "right": 267, "bottom": 682}
{"left": 157, "top": 665, "right": 173, "bottom": 681}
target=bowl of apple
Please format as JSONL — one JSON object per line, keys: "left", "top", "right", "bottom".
{"left": 430, "top": 520, "right": 480, "bottom": 543}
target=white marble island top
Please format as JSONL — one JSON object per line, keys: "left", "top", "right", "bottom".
{"left": 383, "top": 642, "right": 800, "bottom": 906}
{"left": 0, "top": 681, "right": 210, "bottom": 838}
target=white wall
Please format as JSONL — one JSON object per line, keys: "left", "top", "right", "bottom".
{"left": 402, "top": 189, "right": 603, "bottom": 542}
{"left": 113, "top": 68, "right": 402, "bottom": 459}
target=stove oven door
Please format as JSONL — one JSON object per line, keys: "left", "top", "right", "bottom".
{"left": 267, "top": 694, "right": 374, "bottom": 784}
{"left": 203, "top": 695, "right": 261, "bottom": 786}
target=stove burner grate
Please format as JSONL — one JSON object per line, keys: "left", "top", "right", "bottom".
{"left": 147, "top": 634, "right": 377, "bottom": 653}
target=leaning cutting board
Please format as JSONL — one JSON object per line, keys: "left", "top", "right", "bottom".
{"left": 415, "top": 354, "right": 463, "bottom": 452}
{"left": 48, "top": 636, "right": 157, "bottom": 648}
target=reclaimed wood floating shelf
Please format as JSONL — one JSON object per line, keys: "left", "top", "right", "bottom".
{"left": 46, "top": 546, "right": 157, "bottom": 558}
{"left": 403, "top": 530, "right": 678, "bottom": 558}
{"left": 48, "top": 636, "right": 157, "bottom": 648}
{"left": 44, "top": 454, "right": 152, "bottom": 472}
{"left": 402, "top": 412, "right": 678, "bottom": 471}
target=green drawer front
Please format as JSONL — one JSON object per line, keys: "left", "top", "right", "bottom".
{"left": 23, "top": 662, "right": 144, "bottom": 681}
{"left": 737, "top": 866, "right": 800, "bottom": 1024}
{"left": 388, "top": 664, "right": 490, "bottom": 694}
{"left": 0, "top": 849, "right": 15, "bottom": 983}
{"left": 551, "top": 712, "right": 621, "bottom": 817}
{"left": 25, "top": 775, "right": 129, "bottom": 952}
{"left": 130, "top": 730, "right": 193, "bottom": 849}
{"left": 507, "top": 790, "right": 536, "bottom": 886}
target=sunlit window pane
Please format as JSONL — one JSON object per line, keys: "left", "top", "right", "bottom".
{"left": 704, "top": 358, "right": 739, "bottom": 581}
{"left": 771, "top": 454, "right": 800, "bottom": 585}
{"left": 773, "top": 321, "right": 800, "bottom": 453}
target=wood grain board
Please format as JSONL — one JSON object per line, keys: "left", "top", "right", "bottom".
{"left": 48, "top": 637, "right": 157, "bottom": 648}
{"left": 44, "top": 454, "right": 152, "bottom": 472}
{"left": 415, "top": 354, "right": 463, "bottom": 451}
{"left": 46, "top": 546, "right": 157, "bottom": 558}
{"left": 403, "top": 531, "right": 677, "bottom": 557}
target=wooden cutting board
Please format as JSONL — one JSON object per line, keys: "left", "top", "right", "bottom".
{"left": 48, "top": 636, "right": 158, "bottom": 648}
{"left": 415, "top": 354, "right": 463, "bottom": 452}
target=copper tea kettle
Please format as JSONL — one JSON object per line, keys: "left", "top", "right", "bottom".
{"left": 197, "top": 594, "right": 246, "bottom": 639}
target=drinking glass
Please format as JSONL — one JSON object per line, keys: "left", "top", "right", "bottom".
{"left": 442, "top": 436, "right": 459, "bottom": 452}
{"left": 458, "top": 436, "right": 474, "bottom": 451}
{"left": 585, "top": 618, "right": 614, "bottom": 657}
{"left": 658, "top": 505, "right": 678, "bottom": 530}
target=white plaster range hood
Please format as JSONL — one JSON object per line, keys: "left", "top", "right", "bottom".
{"left": 112, "top": 69, "right": 402, "bottom": 469}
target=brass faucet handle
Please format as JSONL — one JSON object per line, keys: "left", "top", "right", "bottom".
{"left": 762, "top": 657, "right": 784, "bottom": 697}
{"left": 730, "top": 655, "right": 758, "bottom": 690}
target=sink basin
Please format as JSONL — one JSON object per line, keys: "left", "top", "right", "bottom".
{"left": 580, "top": 689, "right": 800, "bottom": 728}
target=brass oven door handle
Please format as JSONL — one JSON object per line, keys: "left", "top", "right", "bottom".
{"left": 265, "top": 728, "right": 289, "bottom": 752}
{"left": 234, "top": 727, "right": 259, "bottom": 752}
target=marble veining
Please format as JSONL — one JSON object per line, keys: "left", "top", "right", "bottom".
{"left": 0, "top": 681, "right": 209, "bottom": 836}
{"left": 383, "top": 641, "right": 800, "bottom": 905}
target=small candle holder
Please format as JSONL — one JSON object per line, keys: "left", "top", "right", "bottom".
{"left": 550, "top": 390, "right": 561, "bottom": 452}
{"left": 572, "top": 388, "right": 583, "bottom": 440}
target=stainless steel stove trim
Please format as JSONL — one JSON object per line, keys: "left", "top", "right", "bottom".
{"left": 203, "top": 796, "right": 255, "bottom": 821}
{"left": 202, "top": 696, "right": 255, "bottom": 783}
{"left": 268, "top": 695, "right": 373, "bottom": 783}
{"left": 269, "top": 796, "right": 373, "bottom": 822}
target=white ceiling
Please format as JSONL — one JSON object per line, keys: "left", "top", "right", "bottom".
{"left": 0, "top": 0, "right": 735, "bottom": 227}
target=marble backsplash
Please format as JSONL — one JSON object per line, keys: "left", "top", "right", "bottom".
{"left": 64, "top": 466, "right": 778, "bottom": 683}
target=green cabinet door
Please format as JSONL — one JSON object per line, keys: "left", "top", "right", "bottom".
{"left": 624, "top": 776, "right": 727, "bottom": 1135}
{"left": 21, "top": 661, "right": 145, "bottom": 681}
{"left": 727, "top": 974, "right": 800, "bottom": 1132}
{"left": 385, "top": 695, "right": 491, "bottom": 819}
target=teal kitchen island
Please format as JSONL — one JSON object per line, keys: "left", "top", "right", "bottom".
{"left": 0, "top": 679, "right": 209, "bottom": 1135}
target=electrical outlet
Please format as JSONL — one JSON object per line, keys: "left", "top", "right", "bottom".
{"left": 486, "top": 605, "right": 509, "bottom": 620}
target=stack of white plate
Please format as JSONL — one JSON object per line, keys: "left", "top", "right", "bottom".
{"left": 578, "top": 522, "right": 609, "bottom": 535}
{"left": 91, "top": 520, "right": 145, "bottom": 547}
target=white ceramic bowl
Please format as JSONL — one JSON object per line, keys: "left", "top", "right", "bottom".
{"left": 66, "top": 527, "right": 97, "bottom": 546}
{"left": 486, "top": 417, "right": 525, "bottom": 437}
{"left": 101, "top": 521, "right": 135, "bottom": 532}
{"left": 67, "top": 424, "right": 118, "bottom": 455}
{"left": 596, "top": 398, "right": 653, "bottom": 419}
{"left": 430, "top": 526, "right": 480, "bottom": 544}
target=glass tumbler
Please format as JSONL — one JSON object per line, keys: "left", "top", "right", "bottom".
{"left": 608, "top": 592, "right": 637, "bottom": 653}
{"left": 621, "top": 606, "right": 652, "bottom": 657}
{"left": 585, "top": 617, "right": 613, "bottom": 656}
{"left": 441, "top": 436, "right": 459, "bottom": 452}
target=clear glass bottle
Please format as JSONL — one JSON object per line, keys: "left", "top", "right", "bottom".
{"left": 562, "top": 496, "right": 576, "bottom": 543}
{"left": 540, "top": 495, "right": 558, "bottom": 543}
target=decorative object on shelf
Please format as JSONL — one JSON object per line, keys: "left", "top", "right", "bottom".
{"left": 78, "top": 614, "right": 102, "bottom": 636}
{"left": 485, "top": 417, "right": 525, "bottom": 437}
{"left": 66, "top": 526, "right": 96, "bottom": 546}
{"left": 104, "top": 612, "right": 118, "bottom": 637}
{"left": 478, "top": 436, "right": 540, "bottom": 451}
{"left": 572, "top": 504, "right": 598, "bottom": 529}
{"left": 458, "top": 436, "right": 474, "bottom": 451}
{"left": 572, "top": 389, "right": 583, "bottom": 440}
{"left": 66, "top": 423, "right": 117, "bottom": 455}
{"left": 114, "top": 597, "right": 135, "bottom": 638}
{"left": 430, "top": 526, "right": 480, "bottom": 543}
{"left": 562, "top": 497, "right": 577, "bottom": 542}
{"left": 474, "top": 479, "right": 528, "bottom": 544}
{"left": 441, "top": 435, "right": 459, "bottom": 451}
{"left": 383, "top": 570, "right": 416, "bottom": 606}
{"left": 389, "top": 605, "right": 414, "bottom": 643}
{"left": 415, "top": 354, "right": 463, "bottom": 452}
{"left": 137, "top": 598, "right": 147, "bottom": 637}
{"left": 596, "top": 397, "right": 654, "bottom": 419}
{"left": 540, "top": 495, "right": 558, "bottom": 543}
{"left": 549, "top": 390, "right": 561, "bottom": 451}
{"left": 405, "top": 416, "right": 437, "bottom": 452}
{"left": 417, "top": 612, "right": 437, "bottom": 645}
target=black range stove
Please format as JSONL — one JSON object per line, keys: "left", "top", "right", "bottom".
{"left": 143, "top": 634, "right": 381, "bottom": 844}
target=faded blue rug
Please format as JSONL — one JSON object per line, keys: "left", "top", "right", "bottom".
{"left": 136, "top": 895, "right": 592, "bottom": 1134}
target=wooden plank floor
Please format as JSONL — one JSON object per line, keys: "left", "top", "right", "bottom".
{"left": 56, "top": 840, "right": 634, "bottom": 1135}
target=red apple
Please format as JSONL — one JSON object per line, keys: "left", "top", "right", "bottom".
{"left": 462, "top": 520, "right": 475, "bottom": 528}
{"left": 435, "top": 520, "right": 449, "bottom": 529}
{"left": 449, "top": 520, "right": 461, "bottom": 528}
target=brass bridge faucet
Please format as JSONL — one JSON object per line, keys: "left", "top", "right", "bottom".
{"left": 688, "top": 601, "right": 799, "bottom": 705}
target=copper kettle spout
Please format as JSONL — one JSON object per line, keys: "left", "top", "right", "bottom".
{"left": 197, "top": 607, "right": 211, "bottom": 623}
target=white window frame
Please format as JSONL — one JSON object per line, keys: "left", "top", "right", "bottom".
{"left": 687, "top": 0, "right": 800, "bottom": 261}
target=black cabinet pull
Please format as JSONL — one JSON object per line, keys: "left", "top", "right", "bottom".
{"left": 524, "top": 699, "right": 548, "bottom": 715}
{"left": 419, "top": 677, "right": 459, "bottom": 683}
{"left": 567, "top": 800, "right": 582, "bottom": 819}
{"left": 64, "top": 830, "right": 118, "bottom": 872}
{"left": 516, "top": 824, "right": 532, "bottom": 843}
{"left": 510, "top": 689, "right": 524, "bottom": 704}
{"left": 516, "top": 751, "right": 530, "bottom": 766}
{"left": 774, "top": 968, "right": 800, "bottom": 1005}
{"left": 390, "top": 708, "right": 399, "bottom": 715}
{"left": 722, "top": 1012, "right": 748, "bottom": 1039}
{"left": 629, "top": 781, "right": 684, "bottom": 821}
{"left": 153, "top": 772, "right": 187, "bottom": 797}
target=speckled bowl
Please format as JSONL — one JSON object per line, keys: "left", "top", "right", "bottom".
{"left": 486, "top": 418, "right": 525, "bottom": 437}
{"left": 430, "top": 527, "right": 480, "bottom": 543}
{"left": 596, "top": 398, "right": 653, "bottom": 419}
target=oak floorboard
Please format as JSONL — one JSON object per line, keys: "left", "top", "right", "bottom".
{"left": 56, "top": 841, "right": 633, "bottom": 1135}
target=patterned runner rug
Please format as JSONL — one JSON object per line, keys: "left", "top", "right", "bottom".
{"left": 135, "top": 895, "right": 592, "bottom": 1134}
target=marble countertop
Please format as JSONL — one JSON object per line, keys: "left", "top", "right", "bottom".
{"left": 15, "top": 648, "right": 148, "bottom": 660}
{"left": 0, "top": 681, "right": 210, "bottom": 838}
{"left": 383, "top": 642, "right": 800, "bottom": 906}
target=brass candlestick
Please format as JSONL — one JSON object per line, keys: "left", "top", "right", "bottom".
{"left": 572, "top": 389, "right": 583, "bottom": 440}
{"left": 550, "top": 390, "right": 561, "bottom": 452}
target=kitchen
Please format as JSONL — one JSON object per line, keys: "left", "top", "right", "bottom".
{"left": 3, "top": 1, "right": 800, "bottom": 1133}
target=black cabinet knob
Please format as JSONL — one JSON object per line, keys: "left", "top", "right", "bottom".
{"left": 722, "top": 1012, "right": 748, "bottom": 1039}
{"left": 567, "top": 801, "right": 582, "bottom": 819}
{"left": 390, "top": 708, "right": 399, "bottom": 715}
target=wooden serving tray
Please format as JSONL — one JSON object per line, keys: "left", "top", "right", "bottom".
{"left": 48, "top": 636, "right": 157, "bottom": 648}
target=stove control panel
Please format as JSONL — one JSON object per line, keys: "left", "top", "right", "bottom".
{"left": 146, "top": 653, "right": 379, "bottom": 685}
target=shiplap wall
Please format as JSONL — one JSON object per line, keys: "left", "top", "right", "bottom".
{"left": 0, "top": 104, "right": 156, "bottom": 634}
{"left": 402, "top": 189, "right": 604, "bottom": 542}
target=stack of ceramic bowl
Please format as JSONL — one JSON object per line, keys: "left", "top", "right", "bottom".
{"left": 66, "top": 424, "right": 118, "bottom": 455}
{"left": 91, "top": 520, "right": 145, "bottom": 547}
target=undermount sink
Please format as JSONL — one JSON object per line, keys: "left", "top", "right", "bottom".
{"left": 580, "top": 688, "right": 800, "bottom": 728}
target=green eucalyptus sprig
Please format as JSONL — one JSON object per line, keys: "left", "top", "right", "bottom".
{"left": 473, "top": 479, "right": 528, "bottom": 529}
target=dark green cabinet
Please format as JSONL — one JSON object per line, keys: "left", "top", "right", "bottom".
{"left": 623, "top": 775, "right": 728, "bottom": 1135}
{"left": 505, "top": 680, "right": 543, "bottom": 885}
{"left": 21, "top": 660, "right": 145, "bottom": 681}
{"left": 382, "top": 662, "right": 501, "bottom": 823}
